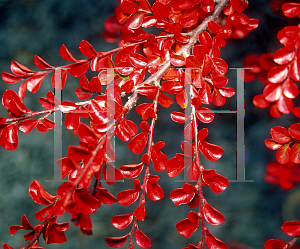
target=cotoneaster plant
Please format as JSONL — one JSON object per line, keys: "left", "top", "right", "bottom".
{"left": 4, "top": 0, "right": 295, "bottom": 248}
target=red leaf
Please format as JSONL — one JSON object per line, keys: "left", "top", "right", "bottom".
{"left": 170, "top": 0, "right": 197, "bottom": 10}
{"left": 140, "top": 0, "right": 152, "bottom": 12}
{"left": 135, "top": 228, "right": 151, "bottom": 249}
{"left": 79, "top": 40, "right": 97, "bottom": 57}
{"left": 203, "top": 202, "right": 225, "bottom": 225}
{"left": 117, "top": 12, "right": 130, "bottom": 25}
{"left": 105, "top": 234, "right": 128, "bottom": 248}
{"left": 89, "top": 77, "right": 101, "bottom": 93}
{"left": 158, "top": 92, "right": 174, "bottom": 108}
{"left": 293, "top": 107, "right": 300, "bottom": 118}
{"left": 264, "top": 239, "right": 288, "bottom": 249}
{"left": 267, "top": 66, "right": 288, "bottom": 83}
{"left": 18, "top": 119, "right": 38, "bottom": 133}
{"left": 231, "top": 0, "right": 248, "bottom": 12}
{"left": 111, "top": 214, "right": 133, "bottom": 229}
{"left": 134, "top": 203, "right": 145, "bottom": 221}
{"left": 35, "top": 205, "right": 53, "bottom": 221}
{"left": 29, "top": 180, "right": 57, "bottom": 205}
{"left": 128, "top": 11, "right": 146, "bottom": 30}
{"left": 136, "top": 103, "right": 155, "bottom": 120}
{"left": 0, "top": 124, "right": 18, "bottom": 150}
{"left": 51, "top": 69, "right": 67, "bottom": 91}
{"left": 151, "top": 147, "right": 169, "bottom": 171}
{"left": 201, "top": 0, "right": 214, "bottom": 13}
{"left": 25, "top": 74, "right": 48, "bottom": 93}
{"left": 170, "top": 188, "right": 195, "bottom": 206}
{"left": 34, "top": 55, "right": 53, "bottom": 70}
{"left": 265, "top": 139, "right": 283, "bottom": 150}
{"left": 102, "top": 163, "right": 123, "bottom": 184}
{"left": 202, "top": 170, "right": 229, "bottom": 193}
{"left": 289, "top": 123, "right": 300, "bottom": 140}
{"left": 276, "top": 144, "right": 290, "bottom": 164}
{"left": 273, "top": 47, "right": 295, "bottom": 65}
{"left": 10, "top": 61, "right": 35, "bottom": 77}
{"left": 60, "top": 44, "right": 77, "bottom": 61}
{"left": 68, "top": 61, "right": 90, "bottom": 77}
{"left": 282, "top": 3, "right": 300, "bottom": 17}
{"left": 2, "top": 72, "right": 21, "bottom": 84}
{"left": 290, "top": 143, "right": 300, "bottom": 164}
{"left": 219, "top": 87, "right": 235, "bottom": 98}
{"left": 208, "top": 21, "right": 220, "bottom": 34}
{"left": 67, "top": 145, "right": 91, "bottom": 161}
{"left": 152, "top": 2, "right": 169, "bottom": 21}
{"left": 105, "top": 14, "right": 122, "bottom": 32}
{"left": 37, "top": 122, "right": 48, "bottom": 133}
{"left": 271, "top": 126, "right": 291, "bottom": 143}
{"left": 146, "top": 177, "right": 164, "bottom": 201}
{"left": 198, "top": 140, "right": 224, "bottom": 161}
{"left": 176, "top": 211, "right": 199, "bottom": 237}
{"left": 95, "top": 187, "right": 117, "bottom": 205}
{"left": 137, "top": 84, "right": 158, "bottom": 96}
{"left": 128, "top": 132, "right": 148, "bottom": 154}
{"left": 18, "top": 81, "right": 27, "bottom": 100}
{"left": 276, "top": 96, "right": 293, "bottom": 114}
{"left": 116, "top": 120, "right": 132, "bottom": 142}
{"left": 93, "top": 57, "right": 114, "bottom": 72}
{"left": 171, "top": 111, "right": 189, "bottom": 123}
{"left": 75, "top": 188, "right": 101, "bottom": 215}
{"left": 198, "top": 31, "right": 213, "bottom": 48}
{"left": 253, "top": 94, "right": 270, "bottom": 108}
{"left": 0, "top": 117, "right": 6, "bottom": 125}
{"left": 270, "top": 104, "right": 282, "bottom": 118}
{"left": 115, "top": 45, "right": 138, "bottom": 64}
{"left": 121, "top": 0, "right": 139, "bottom": 13}
{"left": 166, "top": 157, "right": 185, "bottom": 177}
{"left": 211, "top": 57, "right": 228, "bottom": 76}
{"left": 75, "top": 87, "right": 93, "bottom": 100}
{"left": 289, "top": 59, "right": 300, "bottom": 81}
{"left": 3, "top": 244, "right": 13, "bottom": 249}
{"left": 206, "top": 232, "right": 227, "bottom": 249}
{"left": 130, "top": 53, "right": 148, "bottom": 68}
{"left": 282, "top": 78, "right": 298, "bottom": 99}
{"left": 78, "top": 123, "right": 98, "bottom": 145}
{"left": 219, "top": 26, "right": 232, "bottom": 39}
{"left": 196, "top": 108, "right": 215, "bottom": 123}
{"left": 211, "top": 76, "right": 228, "bottom": 88}
{"left": 282, "top": 220, "right": 300, "bottom": 236}
{"left": 117, "top": 189, "right": 139, "bottom": 206}
{"left": 186, "top": 55, "right": 202, "bottom": 68}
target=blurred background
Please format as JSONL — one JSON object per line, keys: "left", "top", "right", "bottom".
{"left": 0, "top": 0, "right": 300, "bottom": 248}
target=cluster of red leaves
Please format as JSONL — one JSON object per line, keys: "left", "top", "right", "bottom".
{"left": 244, "top": 27, "right": 300, "bottom": 117}
{"left": 263, "top": 109, "right": 300, "bottom": 191}
{"left": 244, "top": 0, "right": 300, "bottom": 118}
{"left": 264, "top": 161, "right": 300, "bottom": 190}
{"left": 0, "top": 0, "right": 259, "bottom": 248}
{"left": 103, "top": 0, "right": 258, "bottom": 47}
{"left": 265, "top": 220, "right": 300, "bottom": 249}
{"left": 242, "top": 2, "right": 300, "bottom": 247}
{"left": 244, "top": 1, "right": 300, "bottom": 194}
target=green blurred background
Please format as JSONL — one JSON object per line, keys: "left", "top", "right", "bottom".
{"left": 0, "top": 0, "right": 300, "bottom": 248}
